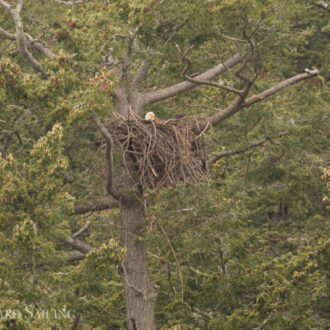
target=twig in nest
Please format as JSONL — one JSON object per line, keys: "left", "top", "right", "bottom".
{"left": 104, "top": 112, "right": 207, "bottom": 190}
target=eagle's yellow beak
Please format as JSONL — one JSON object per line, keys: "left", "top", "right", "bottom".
{"left": 145, "top": 112, "right": 156, "bottom": 121}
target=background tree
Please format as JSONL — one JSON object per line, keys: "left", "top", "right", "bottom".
{"left": 0, "top": 0, "right": 329, "bottom": 329}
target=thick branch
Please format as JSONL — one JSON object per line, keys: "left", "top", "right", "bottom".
{"left": 0, "top": 0, "right": 10, "bottom": 9}
{"left": 142, "top": 52, "right": 244, "bottom": 105}
{"left": 65, "top": 237, "right": 95, "bottom": 254}
{"left": 73, "top": 196, "right": 119, "bottom": 215}
{"left": 208, "top": 132, "right": 289, "bottom": 166}
{"left": 66, "top": 250, "right": 86, "bottom": 262}
{"left": 208, "top": 69, "right": 319, "bottom": 128}
{"left": 93, "top": 115, "right": 121, "bottom": 200}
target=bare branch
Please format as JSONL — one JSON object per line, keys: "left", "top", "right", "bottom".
{"left": 0, "top": 27, "right": 57, "bottom": 59}
{"left": 142, "top": 52, "right": 244, "bottom": 105}
{"left": 0, "top": 0, "right": 11, "bottom": 10}
{"left": 72, "top": 220, "right": 91, "bottom": 238}
{"left": 0, "top": 26, "right": 15, "bottom": 40}
{"left": 16, "top": 0, "right": 23, "bottom": 13}
{"left": 73, "top": 196, "right": 119, "bottom": 215}
{"left": 314, "top": 1, "right": 329, "bottom": 10}
{"left": 217, "top": 29, "right": 247, "bottom": 42}
{"left": 208, "top": 131, "right": 289, "bottom": 166}
{"left": 0, "top": 0, "right": 47, "bottom": 76}
{"left": 207, "top": 69, "right": 319, "bottom": 128}
{"left": 54, "top": 0, "right": 89, "bottom": 5}
{"left": 24, "top": 33, "right": 57, "bottom": 59}
{"left": 93, "top": 114, "right": 121, "bottom": 200}
{"left": 243, "top": 69, "right": 319, "bottom": 108}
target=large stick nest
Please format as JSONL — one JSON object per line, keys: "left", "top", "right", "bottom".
{"left": 105, "top": 112, "right": 208, "bottom": 190}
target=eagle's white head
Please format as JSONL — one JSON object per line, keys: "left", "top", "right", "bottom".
{"left": 145, "top": 112, "right": 156, "bottom": 121}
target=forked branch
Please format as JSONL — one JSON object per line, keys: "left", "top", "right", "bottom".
{"left": 142, "top": 52, "right": 244, "bottom": 105}
{"left": 0, "top": 27, "right": 57, "bottom": 59}
{"left": 0, "top": 0, "right": 47, "bottom": 76}
{"left": 205, "top": 69, "right": 319, "bottom": 129}
{"left": 180, "top": 47, "right": 243, "bottom": 96}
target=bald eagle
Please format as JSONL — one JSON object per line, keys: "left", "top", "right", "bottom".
{"left": 145, "top": 112, "right": 156, "bottom": 121}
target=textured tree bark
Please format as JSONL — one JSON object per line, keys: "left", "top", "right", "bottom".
{"left": 112, "top": 83, "right": 155, "bottom": 328}
{"left": 120, "top": 195, "right": 155, "bottom": 330}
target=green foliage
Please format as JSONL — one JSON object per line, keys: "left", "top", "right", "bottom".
{"left": 0, "top": 0, "right": 329, "bottom": 328}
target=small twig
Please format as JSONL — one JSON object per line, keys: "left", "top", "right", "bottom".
{"left": 54, "top": 0, "right": 89, "bottom": 5}
{"left": 176, "top": 44, "right": 244, "bottom": 97}
{"left": 208, "top": 131, "right": 289, "bottom": 166}
{"left": 217, "top": 29, "right": 247, "bottom": 42}
{"left": 156, "top": 217, "right": 184, "bottom": 303}
{"left": 167, "top": 264, "right": 176, "bottom": 298}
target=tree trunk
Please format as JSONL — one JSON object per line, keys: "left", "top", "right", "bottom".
{"left": 120, "top": 196, "right": 155, "bottom": 330}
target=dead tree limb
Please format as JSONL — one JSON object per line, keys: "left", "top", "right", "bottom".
{"left": 208, "top": 131, "right": 289, "bottom": 166}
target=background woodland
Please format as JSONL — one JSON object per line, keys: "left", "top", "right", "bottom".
{"left": 0, "top": 0, "right": 329, "bottom": 329}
